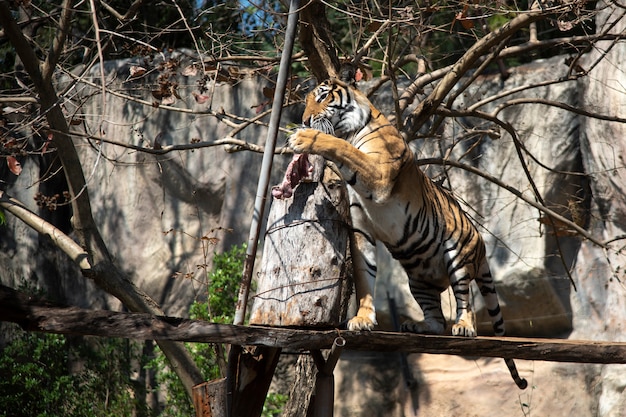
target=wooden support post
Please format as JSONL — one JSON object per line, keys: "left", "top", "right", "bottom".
{"left": 229, "top": 345, "right": 282, "bottom": 417}
{"left": 388, "top": 294, "right": 419, "bottom": 417}
{"left": 193, "top": 378, "right": 227, "bottom": 417}
{"left": 283, "top": 355, "right": 317, "bottom": 417}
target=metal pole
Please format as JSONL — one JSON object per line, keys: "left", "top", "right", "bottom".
{"left": 227, "top": 2, "right": 300, "bottom": 416}
{"left": 233, "top": 0, "right": 301, "bottom": 326}
{"left": 323, "top": 337, "right": 346, "bottom": 375}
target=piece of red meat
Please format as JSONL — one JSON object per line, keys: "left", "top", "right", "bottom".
{"left": 271, "top": 153, "right": 313, "bottom": 199}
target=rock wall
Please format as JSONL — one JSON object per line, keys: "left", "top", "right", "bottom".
{"left": 1, "top": 54, "right": 298, "bottom": 315}
{"left": 63, "top": 59, "right": 300, "bottom": 315}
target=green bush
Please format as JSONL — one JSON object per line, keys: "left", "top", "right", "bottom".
{"left": 193, "top": 243, "right": 247, "bottom": 324}
{"left": 0, "top": 327, "right": 140, "bottom": 417}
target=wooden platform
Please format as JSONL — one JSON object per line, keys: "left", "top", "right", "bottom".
{"left": 2, "top": 284, "right": 625, "bottom": 364}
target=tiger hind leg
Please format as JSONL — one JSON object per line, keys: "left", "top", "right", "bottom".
{"left": 452, "top": 308, "right": 476, "bottom": 337}
{"left": 443, "top": 243, "right": 478, "bottom": 337}
{"left": 402, "top": 282, "right": 446, "bottom": 335}
{"left": 450, "top": 280, "right": 477, "bottom": 338}
{"left": 449, "top": 269, "right": 476, "bottom": 337}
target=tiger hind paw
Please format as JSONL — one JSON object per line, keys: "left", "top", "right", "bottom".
{"left": 401, "top": 320, "right": 445, "bottom": 335}
{"left": 452, "top": 320, "right": 477, "bottom": 337}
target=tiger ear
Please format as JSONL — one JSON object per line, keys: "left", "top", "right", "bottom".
{"left": 326, "top": 77, "right": 349, "bottom": 89}
{"left": 339, "top": 63, "right": 358, "bottom": 86}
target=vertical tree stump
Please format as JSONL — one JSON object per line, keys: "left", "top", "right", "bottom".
{"left": 232, "top": 156, "right": 352, "bottom": 417}
{"left": 249, "top": 157, "right": 352, "bottom": 328}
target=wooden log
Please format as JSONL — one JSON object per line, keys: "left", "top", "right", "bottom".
{"left": 231, "top": 155, "right": 351, "bottom": 416}
{"left": 249, "top": 157, "right": 352, "bottom": 327}
{"left": 3, "top": 284, "right": 626, "bottom": 365}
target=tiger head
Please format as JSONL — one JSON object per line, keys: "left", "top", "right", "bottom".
{"left": 302, "top": 79, "right": 371, "bottom": 138}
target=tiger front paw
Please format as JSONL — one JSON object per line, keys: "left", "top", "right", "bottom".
{"left": 288, "top": 129, "right": 317, "bottom": 154}
{"left": 347, "top": 315, "right": 376, "bottom": 331}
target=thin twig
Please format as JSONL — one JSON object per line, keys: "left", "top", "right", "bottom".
{"left": 417, "top": 158, "right": 604, "bottom": 248}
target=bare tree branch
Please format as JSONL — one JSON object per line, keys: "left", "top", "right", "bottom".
{"left": 0, "top": 1, "right": 204, "bottom": 398}
{"left": 41, "top": 0, "right": 73, "bottom": 84}
{"left": 99, "top": 0, "right": 145, "bottom": 22}
{"left": 406, "top": 7, "right": 556, "bottom": 136}
{"left": 59, "top": 67, "right": 298, "bottom": 136}
{"left": 299, "top": 0, "right": 341, "bottom": 81}
{"left": 63, "top": 129, "right": 292, "bottom": 155}
{"left": 493, "top": 97, "right": 626, "bottom": 124}
{"left": 395, "top": 20, "right": 626, "bottom": 132}
{"left": 0, "top": 191, "right": 91, "bottom": 270}
{"left": 418, "top": 157, "right": 604, "bottom": 248}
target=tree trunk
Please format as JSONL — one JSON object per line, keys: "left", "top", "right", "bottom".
{"left": 231, "top": 156, "right": 352, "bottom": 416}
{"left": 282, "top": 355, "right": 317, "bottom": 417}
{"left": 299, "top": 1, "right": 341, "bottom": 82}
{"left": 249, "top": 158, "right": 352, "bottom": 328}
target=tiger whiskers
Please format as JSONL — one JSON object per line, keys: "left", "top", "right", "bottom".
{"left": 310, "top": 117, "right": 334, "bottom": 135}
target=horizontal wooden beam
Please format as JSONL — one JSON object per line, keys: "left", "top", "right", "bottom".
{"left": 2, "top": 284, "right": 625, "bottom": 364}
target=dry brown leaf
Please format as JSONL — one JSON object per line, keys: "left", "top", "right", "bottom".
{"left": 192, "top": 91, "right": 210, "bottom": 104}
{"left": 129, "top": 65, "right": 147, "bottom": 78}
{"left": 262, "top": 87, "right": 275, "bottom": 99}
{"left": 181, "top": 65, "right": 198, "bottom": 77}
{"left": 7, "top": 156, "right": 22, "bottom": 176}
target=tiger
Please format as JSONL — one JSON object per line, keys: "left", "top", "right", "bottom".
{"left": 288, "top": 78, "right": 528, "bottom": 389}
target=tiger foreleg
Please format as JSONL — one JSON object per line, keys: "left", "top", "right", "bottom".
{"left": 289, "top": 128, "right": 394, "bottom": 203}
{"left": 346, "top": 230, "right": 378, "bottom": 331}
{"left": 348, "top": 294, "right": 376, "bottom": 331}
{"left": 289, "top": 128, "right": 365, "bottom": 165}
